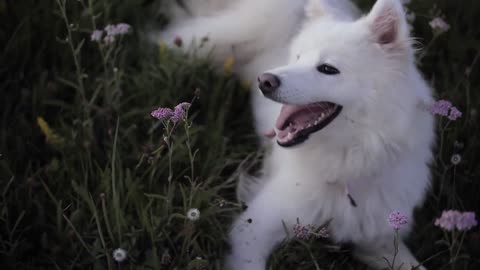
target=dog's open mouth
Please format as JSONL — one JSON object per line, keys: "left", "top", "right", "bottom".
{"left": 275, "top": 102, "right": 342, "bottom": 147}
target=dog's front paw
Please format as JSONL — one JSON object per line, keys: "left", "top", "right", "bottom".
{"left": 224, "top": 254, "right": 265, "bottom": 270}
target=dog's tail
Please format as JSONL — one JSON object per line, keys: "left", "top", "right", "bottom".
{"left": 168, "top": 0, "right": 232, "bottom": 24}
{"left": 153, "top": 0, "right": 307, "bottom": 74}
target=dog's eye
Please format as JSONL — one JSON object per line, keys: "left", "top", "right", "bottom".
{"left": 317, "top": 64, "right": 340, "bottom": 75}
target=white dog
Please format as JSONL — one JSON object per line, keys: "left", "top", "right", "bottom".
{"left": 158, "top": 0, "right": 434, "bottom": 269}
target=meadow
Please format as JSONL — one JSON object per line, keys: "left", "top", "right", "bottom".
{"left": 0, "top": 0, "right": 479, "bottom": 269}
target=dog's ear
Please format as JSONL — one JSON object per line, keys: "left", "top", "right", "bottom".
{"left": 366, "top": 0, "right": 409, "bottom": 48}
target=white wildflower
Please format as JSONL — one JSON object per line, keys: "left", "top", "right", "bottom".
{"left": 112, "top": 248, "right": 127, "bottom": 262}
{"left": 186, "top": 208, "right": 200, "bottom": 221}
{"left": 450, "top": 154, "right": 461, "bottom": 166}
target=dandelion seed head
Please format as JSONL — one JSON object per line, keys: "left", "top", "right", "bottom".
{"left": 450, "top": 154, "right": 462, "bottom": 165}
{"left": 112, "top": 248, "right": 127, "bottom": 262}
{"left": 187, "top": 208, "right": 200, "bottom": 221}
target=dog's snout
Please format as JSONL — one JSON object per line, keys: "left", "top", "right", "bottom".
{"left": 258, "top": 73, "right": 280, "bottom": 95}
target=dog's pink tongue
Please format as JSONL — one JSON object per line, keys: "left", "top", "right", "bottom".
{"left": 263, "top": 129, "right": 276, "bottom": 139}
{"left": 276, "top": 127, "right": 290, "bottom": 140}
{"left": 276, "top": 104, "right": 303, "bottom": 140}
{"left": 275, "top": 104, "right": 302, "bottom": 130}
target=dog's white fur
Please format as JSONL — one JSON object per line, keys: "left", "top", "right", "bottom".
{"left": 158, "top": 0, "right": 434, "bottom": 269}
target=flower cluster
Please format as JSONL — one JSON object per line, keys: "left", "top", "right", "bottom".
{"left": 293, "top": 223, "right": 312, "bottom": 240}
{"left": 91, "top": 23, "right": 131, "bottom": 44}
{"left": 151, "top": 102, "right": 191, "bottom": 123}
{"left": 293, "top": 223, "right": 329, "bottom": 240}
{"left": 429, "top": 17, "right": 450, "bottom": 34}
{"left": 434, "top": 210, "right": 478, "bottom": 231}
{"left": 388, "top": 211, "right": 408, "bottom": 230}
{"left": 427, "top": 100, "right": 462, "bottom": 121}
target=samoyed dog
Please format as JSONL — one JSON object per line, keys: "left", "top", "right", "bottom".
{"left": 158, "top": 0, "right": 434, "bottom": 269}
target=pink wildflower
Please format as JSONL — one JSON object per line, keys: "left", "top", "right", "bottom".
{"left": 293, "top": 223, "right": 312, "bottom": 240}
{"left": 104, "top": 24, "right": 117, "bottom": 36}
{"left": 429, "top": 17, "right": 450, "bottom": 34}
{"left": 436, "top": 210, "right": 478, "bottom": 231}
{"left": 448, "top": 107, "right": 462, "bottom": 121}
{"left": 434, "top": 210, "right": 459, "bottom": 231}
{"left": 151, "top": 102, "right": 191, "bottom": 123}
{"left": 103, "top": 23, "right": 132, "bottom": 44}
{"left": 90, "top": 30, "right": 103, "bottom": 42}
{"left": 428, "top": 100, "right": 452, "bottom": 116}
{"left": 427, "top": 100, "right": 462, "bottom": 121}
{"left": 316, "top": 227, "right": 330, "bottom": 238}
{"left": 104, "top": 35, "right": 115, "bottom": 44}
{"left": 115, "top": 23, "right": 131, "bottom": 35}
{"left": 456, "top": 212, "right": 478, "bottom": 231}
{"left": 151, "top": 107, "right": 174, "bottom": 121}
{"left": 388, "top": 211, "right": 408, "bottom": 230}
{"left": 171, "top": 102, "right": 191, "bottom": 123}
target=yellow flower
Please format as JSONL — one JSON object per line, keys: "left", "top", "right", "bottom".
{"left": 0, "top": 2, "right": 5, "bottom": 15}
{"left": 37, "top": 117, "right": 65, "bottom": 147}
{"left": 223, "top": 55, "right": 235, "bottom": 74}
{"left": 241, "top": 80, "right": 252, "bottom": 91}
{"left": 159, "top": 41, "right": 168, "bottom": 57}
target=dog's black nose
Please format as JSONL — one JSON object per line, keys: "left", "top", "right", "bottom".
{"left": 258, "top": 73, "right": 280, "bottom": 94}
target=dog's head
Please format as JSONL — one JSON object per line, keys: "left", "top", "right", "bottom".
{"left": 258, "top": 0, "right": 426, "bottom": 149}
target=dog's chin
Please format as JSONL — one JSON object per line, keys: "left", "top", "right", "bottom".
{"left": 275, "top": 102, "right": 342, "bottom": 147}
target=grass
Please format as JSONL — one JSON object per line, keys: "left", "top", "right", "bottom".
{"left": 0, "top": 0, "right": 479, "bottom": 269}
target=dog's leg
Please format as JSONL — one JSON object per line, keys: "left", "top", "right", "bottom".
{"left": 225, "top": 200, "right": 284, "bottom": 270}
{"left": 354, "top": 239, "right": 426, "bottom": 270}
{"left": 226, "top": 181, "right": 314, "bottom": 270}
